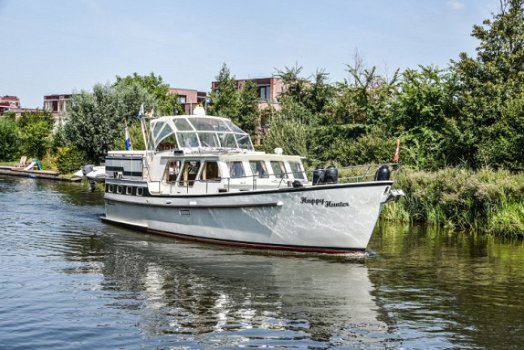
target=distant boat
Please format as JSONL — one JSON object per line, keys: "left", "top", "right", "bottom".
{"left": 101, "top": 108, "right": 404, "bottom": 254}
{"left": 73, "top": 165, "right": 106, "bottom": 181}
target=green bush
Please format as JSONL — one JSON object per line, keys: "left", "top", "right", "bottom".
{"left": 55, "top": 146, "right": 85, "bottom": 174}
{"left": 385, "top": 167, "right": 524, "bottom": 237}
{"left": 0, "top": 118, "right": 20, "bottom": 160}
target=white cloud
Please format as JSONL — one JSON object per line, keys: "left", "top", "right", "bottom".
{"left": 447, "top": 1, "right": 465, "bottom": 10}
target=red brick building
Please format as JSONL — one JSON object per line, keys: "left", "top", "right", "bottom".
{"left": 43, "top": 94, "right": 71, "bottom": 115}
{"left": 211, "top": 76, "right": 283, "bottom": 110}
{"left": 0, "top": 95, "right": 21, "bottom": 114}
{"left": 169, "top": 88, "right": 207, "bottom": 115}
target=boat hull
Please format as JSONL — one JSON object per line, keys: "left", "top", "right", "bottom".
{"left": 103, "top": 181, "right": 392, "bottom": 253}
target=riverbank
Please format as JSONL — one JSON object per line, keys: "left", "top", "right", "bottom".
{"left": 382, "top": 167, "right": 524, "bottom": 237}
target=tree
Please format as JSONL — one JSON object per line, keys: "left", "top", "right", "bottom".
{"left": 16, "top": 111, "right": 54, "bottom": 160}
{"left": 237, "top": 80, "right": 259, "bottom": 136}
{"left": 114, "top": 72, "right": 183, "bottom": 115}
{"left": 453, "top": 0, "right": 524, "bottom": 169}
{"left": 207, "top": 63, "right": 240, "bottom": 118}
{"left": 65, "top": 85, "right": 120, "bottom": 162}
{"left": 0, "top": 118, "right": 20, "bottom": 160}
{"left": 19, "top": 120, "right": 52, "bottom": 160}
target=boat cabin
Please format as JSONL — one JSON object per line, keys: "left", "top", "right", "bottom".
{"left": 106, "top": 114, "right": 308, "bottom": 195}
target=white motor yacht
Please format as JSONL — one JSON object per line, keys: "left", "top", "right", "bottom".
{"left": 101, "top": 108, "right": 403, "bottom": 254}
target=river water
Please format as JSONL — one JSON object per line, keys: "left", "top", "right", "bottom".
{"left": 1, "top": 175, "right": 523, "bottom": 349}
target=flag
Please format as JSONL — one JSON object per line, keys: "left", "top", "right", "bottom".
{"left": 393, "top": 138, "right": 400, "bottom": 162}
{"left": 137, "top": 103, "right": 144, "bottom": 120}
{"left": 125, "top": 126, "right": 132, "bottom": 151}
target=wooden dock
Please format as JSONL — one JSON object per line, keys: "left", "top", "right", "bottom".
{"left": 0, "top": 166, "right": 81, "bottom": 182}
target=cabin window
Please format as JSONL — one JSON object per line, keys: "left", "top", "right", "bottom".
{"left": 174, "top": 118, "right": 193, "bottom": 131}
{"left": 201, "top": 161, "right": 221, "bottom": 181}
{"left": 177, "top": 132, "right": 199, "bottom": 148}
{"left": 219, "top": 133, "right": 237, "bottom": 148}
{"left": 249, "top": 161, "right": 269, "bottom": 178}
{"left": 164, "top": 160, "right": 181, "bottom": 182}
{"left": 157, "top": 133, "right": 178, "bottom": 151}
{"left": 137, "top": 187, "right": 144, "bottom": 196}
{"left": 237, "top": 134, "right": 252, "bottom": 150}
{"left": 117, "top": 186, "right": 123, "bottom": 194}
{"left": 228, "top": 161, "right": 245, "bottom": 178}
{"left": 290, "top": 161, "right": 305, "bottom": 180}
{"left": 126, "top": 186, "right": 132, "bottom": 195}
{"left": 107, "top": 184, "right": 113, "bottom": 193}
{"left": 155, "top": 124, "right": 174, "bottom": 145}
{"left": 198, "top": 133, "right": 220, "bottom": 148}
{"left": 179, "top": 161, "right": 201, "bottom": 187}
{"left": 270, "top": 161, "right": 288, "bottom": 179}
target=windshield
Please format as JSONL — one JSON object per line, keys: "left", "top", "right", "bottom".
{"left": 151, "top": 116, "right": 254, "bottom": 151}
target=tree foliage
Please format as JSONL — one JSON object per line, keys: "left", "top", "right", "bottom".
{"left": 207, "top": 63, "right": 260, "bottom": 136}
{"left": 0, "top": 118, "right": 20, "bottom": 160}
{"left": 114, "top": 72, "right": 183, "bottom": 116}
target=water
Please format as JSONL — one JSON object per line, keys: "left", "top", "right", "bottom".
{"left": 1, "top": 176, "right": 523, "bottom": 349}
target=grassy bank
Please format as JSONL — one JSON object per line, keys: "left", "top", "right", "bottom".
{"left": 381, "top": 167, "right": 524, "bottom": 237}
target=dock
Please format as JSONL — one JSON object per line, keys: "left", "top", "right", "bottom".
{"left": 0, "top": 166, "right": 81, "bottom": 182}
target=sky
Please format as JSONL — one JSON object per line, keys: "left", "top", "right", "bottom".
{"left": 1, "top": 0, "right": 498, "bottom": 108}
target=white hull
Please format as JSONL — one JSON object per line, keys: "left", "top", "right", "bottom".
{"left": 103, "top": 181, "right": 392, "bottom": 253}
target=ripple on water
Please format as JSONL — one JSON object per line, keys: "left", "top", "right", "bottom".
{"left": 2, "top": 176, "right": 524, "bottom": 349}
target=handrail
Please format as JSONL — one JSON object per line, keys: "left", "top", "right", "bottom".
{"left": 146, "top": 163, "right": 399, "bottom": 195}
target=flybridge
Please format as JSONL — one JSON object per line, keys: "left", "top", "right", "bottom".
{"left": 150, "top": 115, "right": 254, "bottom": 152}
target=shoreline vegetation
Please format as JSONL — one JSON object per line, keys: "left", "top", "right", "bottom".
{"left": 1, "top": 0, "right": 523, "bottom": 236}
{"left": 383, "top": 168, "right": 524, "bottom": 238}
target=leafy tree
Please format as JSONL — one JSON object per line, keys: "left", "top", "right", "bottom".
{"left": 263, "top": 113, "right": 308, "bottom": 157}
{"left": 207, "top": 63, "right": 261, "bottom": 137}
{"left": 17, "top": 110, "right": 54, "bottom": 129}
{"left": 65, "top": 82, "right": 157, "bottom": 161}
{"left": 65, "top": 85, "right": 122, "bottom": 162}
{"left": 19, "top": 120, "right": 52, "bottom": 160}
{"left": 114, "top": 72, "right": 183, "bottom": 115}
{"left": 237, "top": 80, "right": 259, "bottom": 136}
{"left": 207, "top": 63, "right": 240, "bottom": 118}
{"left": 0, "top": 118, "right": 20, "bottom": 160}
{"left": 453, "top": 0, "right": 524, "bottom": 169}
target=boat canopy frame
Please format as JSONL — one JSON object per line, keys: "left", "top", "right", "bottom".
{"left": 150, "top": 115, "right": 254, "bottom": 152}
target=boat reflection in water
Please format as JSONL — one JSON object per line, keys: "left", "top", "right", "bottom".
{"left": 92, "top": 228, "right": 391, "bottom": 347}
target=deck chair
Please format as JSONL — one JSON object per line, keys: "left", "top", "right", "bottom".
{"left": 17, "top": 156, "right": 27, "bottom": 168}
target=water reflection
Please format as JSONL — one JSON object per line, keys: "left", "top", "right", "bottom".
{"left": 368, "top": 223, "right": 524, "bottom": 349}
{"left": 62, "top": 228, "right": 390, "bottom": 347}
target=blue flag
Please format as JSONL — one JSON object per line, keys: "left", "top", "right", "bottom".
{"left": 137, "top": 103, "right": 144, "bottom": 120}
{"left": 125, "top": 126, "right": 132, "bottom": 151}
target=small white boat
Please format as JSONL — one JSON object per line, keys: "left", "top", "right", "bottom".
{"left": 73, "top": 165, "right": 106, "bottom": 181}
{"left": 101, "top": 108, "right": 403, "bottom": 254}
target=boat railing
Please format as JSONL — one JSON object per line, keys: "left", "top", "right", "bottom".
{"left": 148, "top": 163, "right": 399, "bottom": 195}
{"left": 335, "top": 162, "right": 400, "bottom": 183}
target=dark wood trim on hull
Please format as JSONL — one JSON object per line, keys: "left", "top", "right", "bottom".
{"left": 100, "top": 216, "right": 366, "bottom": 255}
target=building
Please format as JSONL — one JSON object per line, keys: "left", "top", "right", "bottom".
{"left": 0, "top": 95, "right": 21, "bottom": 114}
{"left": 0, "top": 96, "right": 40, "bottom": 117}
{"left": 211, "top": 76, "right": 284, "bottom": 110}
{"left": 169, "top": 88, "right": 207, "bottom": 115}
{"left": 43, "top": 94, "right": 71, "bottom": 115}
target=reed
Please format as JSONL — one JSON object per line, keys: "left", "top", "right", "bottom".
{"left": 383, "top": 167, "right": 524, "bottom": 237}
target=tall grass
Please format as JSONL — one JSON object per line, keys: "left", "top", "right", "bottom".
{"left": 382, "top": 167, "right": 524, "bottom": 237}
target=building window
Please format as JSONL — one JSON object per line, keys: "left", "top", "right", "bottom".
{"left": 52, "top": 101, "right": 58, "bottom": 112}
{"left": 178, "top": 95, "right": 187, "bottom": 104}
{"left": 258, "top": 86, "right": 270, "bottom": 101}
